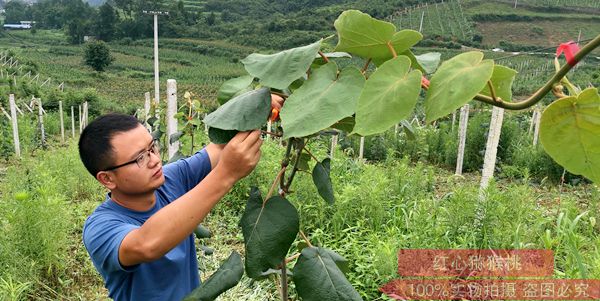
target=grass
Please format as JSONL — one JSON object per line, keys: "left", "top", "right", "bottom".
{"left": 0, "top": 115, "right": 599, "bottom": 300}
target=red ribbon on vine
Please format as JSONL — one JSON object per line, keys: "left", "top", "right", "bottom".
{"left": 556, "top": 41, "right": 580, "bottom": 67}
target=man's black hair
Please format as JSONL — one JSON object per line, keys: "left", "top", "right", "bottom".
{"left": 79, "top": 113, "right": 142, "bottom": 177}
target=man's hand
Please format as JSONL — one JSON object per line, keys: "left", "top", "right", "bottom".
{"left": 215, "top": 130, "right": 262, "bottom": 181}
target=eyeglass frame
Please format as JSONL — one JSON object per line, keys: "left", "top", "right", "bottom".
{"left": 103, "top": 139, "right": 160, "bottom": 171}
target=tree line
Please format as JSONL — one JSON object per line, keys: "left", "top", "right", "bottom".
{"left": 1, "top": 0, "right": 433, "bottom": 48}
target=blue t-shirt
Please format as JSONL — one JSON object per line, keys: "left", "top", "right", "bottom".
{"left": 83, "top": 149, "right": 213, "bottom": 301}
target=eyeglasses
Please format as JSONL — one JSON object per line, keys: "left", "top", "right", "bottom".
{"left": 104, "top": 139, "right": 160, "bottom": 171}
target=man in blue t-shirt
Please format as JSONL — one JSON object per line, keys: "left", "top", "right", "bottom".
{"left": 78, "top": 110, "right": 273, "bottom": 300}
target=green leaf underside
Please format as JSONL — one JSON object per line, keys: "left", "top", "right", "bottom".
{"left": 293, "top": 247, "right": 362, "bottom": 301}
{"left": 182, "top": 251, "right": 243, "bottom": 301}
{"left": 312, "top": 158, "right": 334, "bottom": 205}
{"left": 424, "top": 51, "right": 494, "bottom": 123}
{"left": 242, "top": 40, "right": 322, "bottom": 90}
{"left": 415, "top": 52, "right": 441, "bottom": 74}
{"left": 208, "top": 127, "right": 237, "bottom": 144}
{"left": 240, "top": 187, "right": 300, "bottom": 279}
{"left": 204, "top": 87, "right": 271, "bottom": 144}
{"left": 540, "top": 88, "right": 600, "bottom": 183}
{"left": 330, "top": 116, "right": 355, "bottom": 133}
{"left": 353, "top": 56, "right": 422, "bottom": 136}
{"left": 217, "top": 75, "right": 254, "bottom": 105}
{"left": 334, "top": 10, "right": 422, "bottom": 66}
{"left": 281, "top": 62, "right": 365, "bottom": 139}
{"left": 479, "top": 65, "right": 517, "bottom": 102}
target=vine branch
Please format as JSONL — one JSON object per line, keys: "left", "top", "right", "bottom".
{"left": 386, "top": 41, "right": 397, "bottom": 58}
{"left": 302, "top": 146, "right": 319, "bottom": 162}
{"left": 265, "top": 166, "right": 287, "bottom": 202}
{"left": 261, "top": 130, "right": 282, "bottom": 137}
{"left": 318, "top": 51, "right": 330, "bottom": 63}
{"left": 283, "top": 139, "right": 305, "bottom": 193}
{"left": 361, "top": 58, "right": 372, "bottom": 74}
{"left": 487, "top": 80, "right": 498, "bottom": 102}
{"left": 299, "top": 231, "right": 313, "bottom": 248}
{"left": 470, "top": 33, "right": 600, "bottom": 110}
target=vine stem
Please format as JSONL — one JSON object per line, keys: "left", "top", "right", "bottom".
{"left": 470, "top": 33, "right": 600, "bottom": 110}
{"left": 318, "top": 51, "right": 330, "bottom": 63}
{"left": 299, "top": 231, "right": 313, "bottom": 248}
{"left": 283, "top": 139, "right": 305, "bottom": 193}
{"left": 302, "top": 146, "right": 319, "bottom": 162}
{"left": 280, "top": 258, "right": 288, "bottom": 301}
{"left": 386, "top": 41, "right": 397, "bottom": 58}
{"left": 487, "top": 80, "right": 498, "bottom": 102}
{"left": 361, "top": 58, "right": 372, "bottom": 74}
{"left": 285, "top": 253, "right": 301, "bottom": 264}
{"left": 261, "top": 130, "right": 282, "bottom": 137}
{"left": 265, "top": 166, "right": 286, "bottom": 203}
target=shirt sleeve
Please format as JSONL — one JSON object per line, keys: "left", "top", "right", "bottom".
{"left": 161, "top": 148, "right": 213, "bottom": 200}
{"left": 83, "top": 214, "right": 140, "bottom": 274}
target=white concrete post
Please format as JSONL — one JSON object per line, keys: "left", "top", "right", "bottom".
{"left": 480, "top": 107, "right": 505, "bottom": 190}
{"left": 330, "top": 135, "right": 338, "bottom": 159}
{"left": 166, "top": 79, "right": 179, "bottom": 159}
{"left": 455, "top": 104, "right": 470, "bottom": 175}
{"left": 533, "top": 107, "right": 542, "bottom": 146}
{"left": 78, "top": 105, "right": 82, "bottom": 134}
{"left": 83, "top": 102, "right": 88, "bottom": 128}
{"left": 359, "top": 136, "right": 365, "bottom": 159}
{"left": 71, "top": 106, "right": 75, "bottom": 138}
{"left": 144, "top": 92, "right": 151, "bottom": 126}
{"left": 59, "top": 101, "right": 65, "bottom": 142}
{"left": 266, "top": 120, "right": 272, "bottom": 141}
{"left": 1, "top": 106, "right": 11, "bottom": 120}
{"left": 9, "top": 94, "right": 20, "bottom": 157}
{"left": 37, "top": 99, "right": 46, "bottom": 146}
{"left": 153, "top": 14, "right": 160, "bottom": 108}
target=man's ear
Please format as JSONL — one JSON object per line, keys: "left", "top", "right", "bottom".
{"left": 96, "top": 171, "right": 117, "bottom": 190}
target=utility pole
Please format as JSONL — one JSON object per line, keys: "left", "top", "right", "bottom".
{"left": 142, "top": 10, "right": 169, "bottom": 108}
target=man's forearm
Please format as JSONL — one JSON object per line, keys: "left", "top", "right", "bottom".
{"left": 120, "top": 166, "right": 235, "bottom": 264}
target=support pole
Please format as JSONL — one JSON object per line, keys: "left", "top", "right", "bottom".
{"left": 480, "top": 107, "right": 505, "bottom": 190}
{"left": 166, "top": 79, "right": 179, "bottom": 159}
{"left": 455, "top": 104, "right": 469, "bottom": 175}
{"left": 59, "top": 101, "right": 65, "bottom": 142}
{"left": 9, "top": 94, "right": 20, "bottom": 157}
{"left": 71, "top": 106, "right": 75, "bottom": 138}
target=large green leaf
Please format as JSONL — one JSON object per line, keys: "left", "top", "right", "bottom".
{"left": 312, "top": 158, "right": 334, "bottom": 205}
{"left": 479, "top": 65, "right": 517, "bottom": 102}
{"left": 334, "top": 10, "right": 422, "bottom": 66}
{"left": 330, "top": 116, "right": 355, "bottom": 133}
{"left": 240, "top": 187, "right": 300, "bottom": 279}
{"left": 353, "top": 56, "right": 422, "bottom": 136}
{"left": 293, "top": 247, "right": 362, "bottom": 301}
{"left": 540, "top": 88, "right": 600, "bottom": 183}
{"left": 204, "top": 87, "right": 271, "bottom": 143}
{"left": 217, "top": 75, "right": 254, "bottom": 105}
{"left": 424, "top": 51, "right": 494, "bottom": 123}
{"left": 182, "top": 251, "right": 243, "bottom": 301}
{"left": 207, "top": 127, "right": 237, "bottom": 144}
{"left": 281, "top": 63, "right": 365, "bottom": 139}
{"left": 241, "top": 40, "right": 322, "bottom": 90}
{"left": 415, "top": 52, "right": 441, "bottom": 74}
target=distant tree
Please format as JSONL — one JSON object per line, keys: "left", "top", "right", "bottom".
{"left": 83, "top": 40, "right": 114, "bottom": 72}
{"left": 4, "top": 0, "right": 30, "bottom": 24}
{"left": 95, "top": 3, "right": 116, "bottom": 41}
{"left": 206, "top": 12, "right": 216, "bottom": 26}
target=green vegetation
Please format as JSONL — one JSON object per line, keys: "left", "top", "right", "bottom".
{"left": 0, "top": 0, "right": 599, "bottom": 300}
